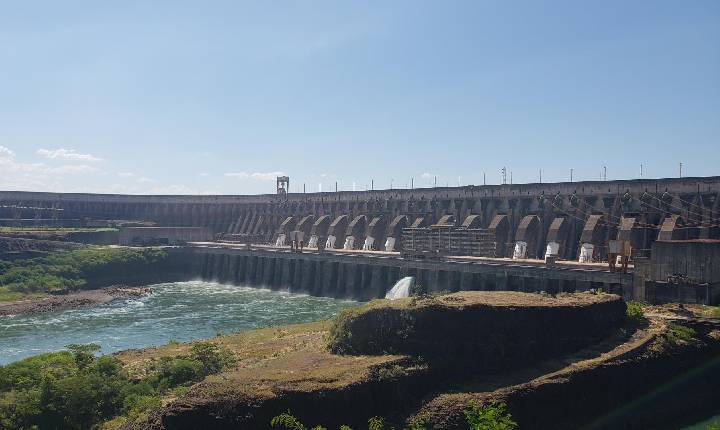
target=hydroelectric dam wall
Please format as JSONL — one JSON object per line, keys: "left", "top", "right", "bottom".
{"left": 2, "top": 176, "right": 719, "bottom": 261}
{"left": 174, "top": 246, "right": 633, "bottom": 301}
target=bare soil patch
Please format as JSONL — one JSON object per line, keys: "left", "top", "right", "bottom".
{"left": 0, "top": 285, "right": 151, "bottom": 317}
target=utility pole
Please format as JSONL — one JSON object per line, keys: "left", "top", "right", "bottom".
{"left": 411, "top": 177, "right": 414, "bottom": 189}
{"left": 434, "top": 176, "right": 437, "bottom": 187}
{"left": 303, "top": 183, "right": 306, "bottom": 193}
{"left": 483, "top": 172, "right": 486, "bottom": 186}
{"left": 539, "top": 169, "right": 542, "bottom": 183}
{"left": 570, "top": 168, "right": 573, "bottom": 182}
{"left": 502, "top": 167, "right": 507, "bottom": 185}
{"left": 603, "top": 166, "right": 607, "bottom": 181}
{"left": 679, "top": 162, "right": 683, "bottom": 178}
{"left": 640, "top": 164, "right": 643, "bottom": 178}
{"left": 390, "top": 179, "right": 393, "bottom": 190}
{"left": 371, "top": 179, "right": 374, "bottom": 190}
{"left": 510, "top": 171, "right": 513, "bottom": 185}
{"left": 335, "top": 181, "right": 338, "bottom": 192}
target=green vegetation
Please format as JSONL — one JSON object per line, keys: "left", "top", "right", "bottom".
{"left": 705, "top": 417, "right": 720, "bottom": 430}
{"left": 625, "top": 301, "right": 645, "bottom": 323}
{"left": 712, "top": 306, "right": 720, "bottom": 319}
{"left": 270, "top": 411, "right": 405, "bottom": 430}
{"left": 0, "top": 341, "right": 235, "bottom": 429}
{"left": 270, "top": 402, "right": 515, "bottom": 429}
{"left": 0, "top": 247, "right": 167, "bottom": 301}
{"left": 666, "top": 323, "right": 697, "bottom": 344}
{"left": 464, "top": 401, "right": 518, "bottom": 430}
{"left": 326, "top": 298, "right": 419, "bottom": 355}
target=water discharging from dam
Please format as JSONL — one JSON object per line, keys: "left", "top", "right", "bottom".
{"left": 385, "top": 277, "right": 414, "bottom": 300}
{"left": 0, "top": 281, "right": 357, "bottom": 365}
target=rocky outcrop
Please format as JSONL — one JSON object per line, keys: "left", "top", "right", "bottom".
{"left": 327, "top": 292, "right": 626, "bottom": 373}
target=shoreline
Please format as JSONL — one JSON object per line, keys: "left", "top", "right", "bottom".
{"left": 0, "top": 286, "right": 152, "bottom": 317}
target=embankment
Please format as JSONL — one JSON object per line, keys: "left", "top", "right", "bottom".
{"left": 414, "top": 318, "right": 720, "bottom": 429}
{"left": 118, "top": 292, "right": 643, "bottom": 429}
{"left": 327, "top": 292, "right": 626, "bottom": 373}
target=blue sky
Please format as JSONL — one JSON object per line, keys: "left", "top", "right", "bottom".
{"left": 0, "top": 0, "right": 718, "bottom": 194}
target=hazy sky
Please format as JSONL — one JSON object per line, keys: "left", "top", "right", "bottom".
{"left": 1, "top": 1, "right": 718, "bottom": 195}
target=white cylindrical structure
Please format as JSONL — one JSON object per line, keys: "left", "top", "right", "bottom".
{"left": 545, "top": 241, "right": 560, "bottom": 259}
{"left": 275, "top": 233, "right": 286, "bottom": 247}
{"left": 325, "top": 235, "right": 336, "bottom": 249}
{"left": 512, "top": 241, "right": 528, "bottom": 259}
{"left": 384, "top": 237, "right": 396, "bottom": 252}
{"left": 579, "top": 243, "right": 594, "bottom": 263}
{"left": 307, "top": 235, "right": 318, "bottom": 249}
{"left": 343, "top": 236, "right": 355, "bottom": 250}
{"left": 362, "top": 236, "right": 375, "bottom": 251}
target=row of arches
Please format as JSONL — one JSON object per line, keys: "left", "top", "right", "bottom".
{"left": 270, "top": 211, "right": 710, "bottom": 262}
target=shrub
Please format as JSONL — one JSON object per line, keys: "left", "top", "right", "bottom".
{"left": 0, "top": 247, "right": 168, "bottom": 299}
{"left": 145, "top": 342, "right": 235, "bottom": 393}
{"left": 667, "top": 324, "right": 697, "bottom": 344}
{"left": 271, "top": 410, "right": 309, "bottom": 430}
{"left": 367, "top": 416, "right": 385, "bottom": 430}
{"left": 406, "top": 414, "right": 430, "bottom": 430}
{"left": 149, "top": 357, "right": 204, "bottom": 391}
{"left": 0, "top": 341, "right": 235, "bottom": 428}
{"left": 409, "top": 282, "right": 427, "bottom": 297}
{"left": 625, "top": 301, "right": 644, "bottom": 323}
{"left": 464, "top": 400, "right": 518, "bottom": 430}
{"left": 66, "top": 343, "right": 101, "bottom": 369}
{"left": 190, "top": 342, "right": 235, "bottom": 375}
{"left": 0, "top": 344, "right": 132, "bottom": 429}
{"left": 269, "top": 412, "right": 429, "bottom": 430}
{"left": 712, "top": 306, "right": 720, "bottom": 318}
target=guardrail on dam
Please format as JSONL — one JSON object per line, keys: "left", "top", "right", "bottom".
{"left": 2, "top": 176, "right": 719, "bottom": 263}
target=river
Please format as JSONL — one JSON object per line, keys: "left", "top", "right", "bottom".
{"left": 0, "top": 281, "right": 358, "bottom": 365}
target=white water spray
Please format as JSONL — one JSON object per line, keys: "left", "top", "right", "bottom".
{"left": 385, "top": 276, "right": 414, "bottom": 300}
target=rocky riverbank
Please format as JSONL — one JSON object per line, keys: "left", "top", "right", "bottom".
{"left": 0, "top": 285, "right": 152, "bottom": 317}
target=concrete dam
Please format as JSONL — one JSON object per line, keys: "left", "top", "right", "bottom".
{"left": 2, "top": 176, "right": 719, "bottom": 303}
{"left": 184, "top": 245, "right": 632, "bottom": 301}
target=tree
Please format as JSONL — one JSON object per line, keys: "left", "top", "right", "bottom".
{"left": 65, "top": 344, "right": 101, "bottom": 370}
